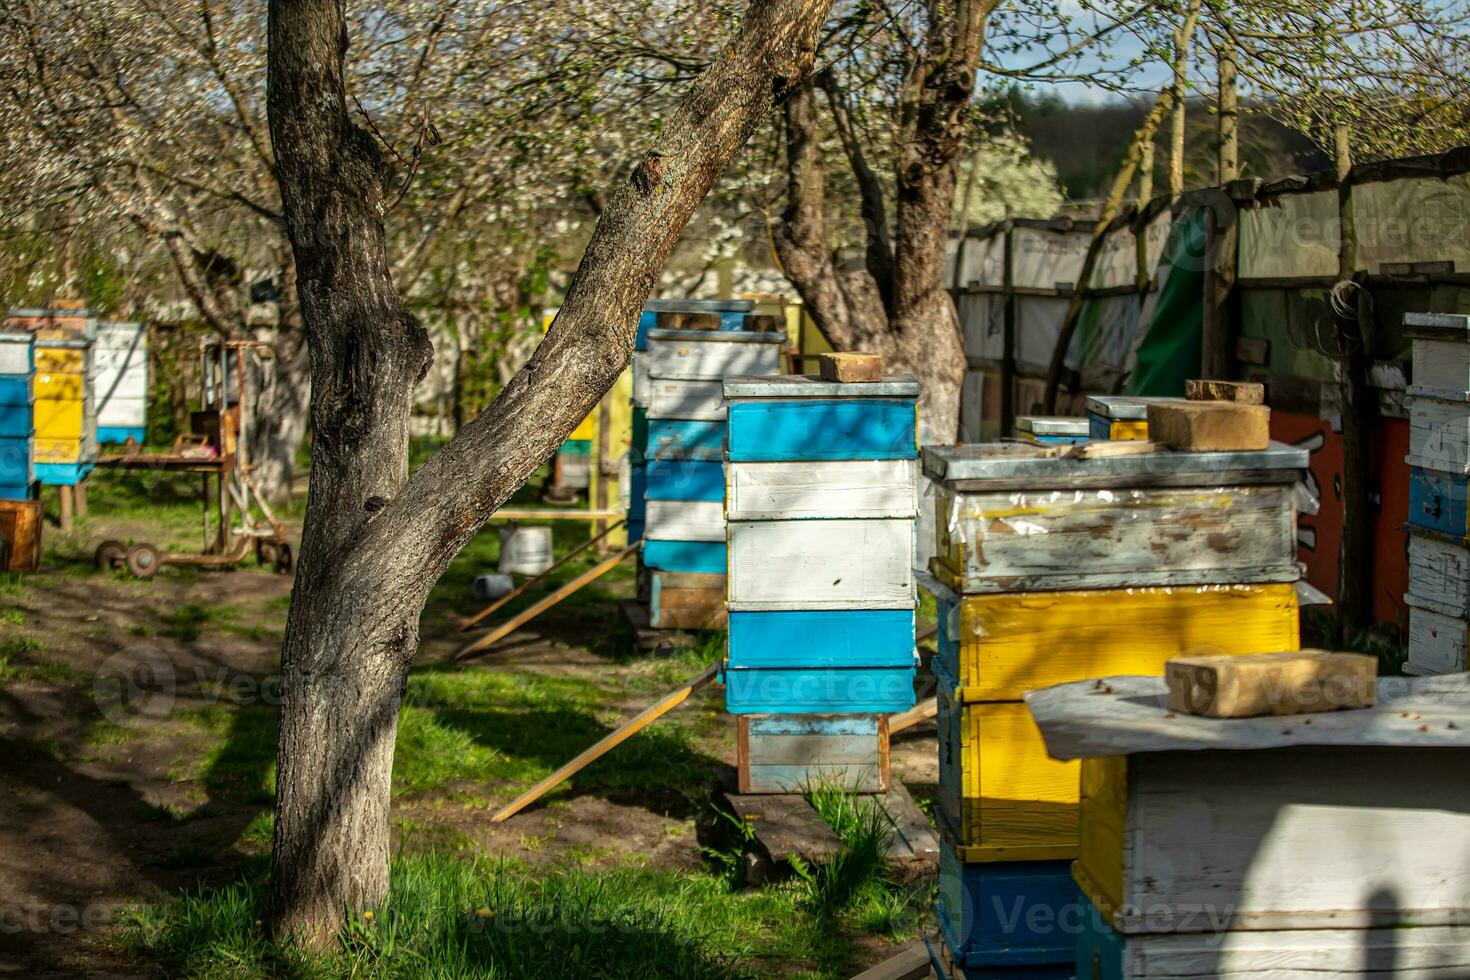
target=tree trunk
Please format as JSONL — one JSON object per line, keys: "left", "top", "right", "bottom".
{"left": 265, "top": 0, "right": 832, "bottom": 946}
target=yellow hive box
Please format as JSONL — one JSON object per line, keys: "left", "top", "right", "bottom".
{"left": 33, "top": 400, "right": 84, "bottom": 440}
{"left": 34, "top": 372, "right": 84, "bottom": 401}
{"left": 35, "top": 348, "right": 84, "bottom": 373}
{"left": 34, "top": 437, "right": 82, "bottom": 463}
{"left": 1106, "top": 419, "right": 1149, "bottom": 440}
{"left": 940, "top": 583, "right": 1301, "bottom": 701}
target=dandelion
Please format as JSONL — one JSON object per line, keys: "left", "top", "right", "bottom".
{"left": 475, "top": 907, "right": 493, "bottom": 918}
{"left": 363, "top": 910, "right": 374, "bottom": 921}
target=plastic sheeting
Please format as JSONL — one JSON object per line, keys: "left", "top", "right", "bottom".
{"left": 1125, "top": 209, "right": 1206, "bottom": 396}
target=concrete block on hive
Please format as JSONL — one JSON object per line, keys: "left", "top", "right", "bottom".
{"left": 1146, "top": 400, "right": 1269, "bottom": 451}
{"left": 819, "top": 351, "right": 884, "bottom": 382}
{"left": 1166, "top": 649, "right": 1376, "bottom": 718}
{"left": 1185, "top": 379, "right": 1265, "bottom": 404}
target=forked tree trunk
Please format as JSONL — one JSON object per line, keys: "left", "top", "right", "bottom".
{"left": 264, "top": 0, "right": 832, "bottom": 945}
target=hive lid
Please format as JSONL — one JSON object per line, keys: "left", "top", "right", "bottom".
{"left": 922, "top": 440, "right": 1307, "bottom": 486}
{"left": 643, "top": 298, "right": 755, "bottom": 313}
{"left": 646, "top": 328, "right": 784, "bottom": 345}
{"left": 1085, "top": 394, "right": 1190, "bottom": 419}
{"left": 1016, "top": 415, "right": 1089, "bottom": 436}
{"left": 723, "top": 374, "right": 919, "bottom": 399}
{"left": 1404, "top": 312, "right": 1470, "bottom": 340}
{"left": 1024, "top": 673, "right": 1470, "bottom": 759}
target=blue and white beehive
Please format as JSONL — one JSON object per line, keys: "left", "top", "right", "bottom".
{"left": 722, "top": 373, "right": 920, "bottom": 792}
{"left": 0, "top": 332, "right": 36, "bottom": 500}
{"left": 1403, "top": 312, "right": 1470, "bottom": 676}
{"left": 91, "top": 320, "right": 148, "bottom": 445}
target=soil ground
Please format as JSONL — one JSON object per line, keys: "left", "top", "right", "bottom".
{"left": 0, "top": 476, "right": 939, "bottom": 978}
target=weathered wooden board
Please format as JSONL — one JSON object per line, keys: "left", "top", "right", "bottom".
{"left": 632, "top": 353, "right": 651, "bottom": 408}
{"left": 922, "top": 441, "right": 1307, "bottom": 490}
{"left": 648, "top": 571, "right": 726, "bottom": 630}
{"left": 1405, "top": 525, "right": 1470, "bottom": 615}
{"left": 1411, "top": 337, "right": 1470, "bottom": 395}
{"left": 1407, "top": 392, "right": 1470, "bottom": 474}
{"left": 1408, "top": 464, "right": 1470, "bottom": 535}
{"left": 645, "top": 418, "right": 724, "bottom": 461}
{"left": 935, "top": 584, "right": 1300, "bottom": 700}
{"left": 648, "top": 378, "right": 726, "bottom": 421}
{"left": 727, "top": 518, "right": 914, "bottom": 610}
{"left": 936, "top": 839, "right": 1078, "bottom": 970}
{"left": 935, "top": 660, "right": 1079, "bottom": 861}
{"left": 725, "top": 400, "right": 917, "bottom": 462}
{"left": 1077, "top": 891, "right": 1470, "bottom": 980}
{"left": 737, "top": 713, "right": 888, "bottom": 794}
{"left": 1406, "top": 600, "right": 1469, "bottom": 674}
{"left": 641, "top": 538, "right": 725, "bottom": 575}
{"left": 725, "top": 459, "right": 917, "bottom": 520}
{"left": 726, "top": 609, "right": 916, "bottom": 669}
{"left": 644, "top": 329, "right": 783, "bottom": 381}
{"left": 931, "top": 483, "right": 1300, "bottom": 593}
{"left": 644, "top": 499, "right": 724, "bottom": 541}
{"left": 1075, "top": 745, "right": 1470, "bottom": 933}
{"left": 645, "top": 459, "right": 725, "bottom": 502}
{"left": 723, "top": 665, "right": 915, "bottom": 714}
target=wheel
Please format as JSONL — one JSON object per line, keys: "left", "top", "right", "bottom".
{"left": 255, "top": 538, "right": 276, "bottom": 566}
{"left": 273, "top": 542, "right": 294, "bottom": 575}
{"left": 124, "top": 543, "right": 162, "bottom": 579}
{"left": 94, "top": 540, "right": 127, "bottom": 570}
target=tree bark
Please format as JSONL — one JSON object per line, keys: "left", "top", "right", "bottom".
{"left": 265, "top": 0, "right": 831, "bottom": 946}
{"left": 776, "top": 0, "right": 985, "bottom": 443}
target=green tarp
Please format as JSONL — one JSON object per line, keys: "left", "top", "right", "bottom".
{"left": 1125, "top": 208, "right": 1206, "bottom": 397}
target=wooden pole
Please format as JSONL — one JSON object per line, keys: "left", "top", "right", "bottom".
{"left": 455, "top": 542, "right": 639, "bottom": 659}
{"left": 490, "top": 663, "right": 719, "bottom": 821}
{"left": 459, "top": 519, "right": 625, "bottom": 631}
{"left": 999, "top": 221, "right": 1017, "bottom": 436}
{"left": 888, "top": 697, "right": 937, "bottom": 734}
{"left": 58, "top": 485, "right": 73, "bottom": 532}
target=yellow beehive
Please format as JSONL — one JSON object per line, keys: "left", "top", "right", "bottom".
{"left": 939, "top": 583, "right": 1301, "bottom": 700}
{"left": 33, "top": 398, "right": 83, "bottom": 440}
{"left": 1106, "top": 419, "right": 1148, "bottom": 440}
{"left": 935, "top": 584, "right": 1300, "bottom": 863}
{"left": 34, "top": 372, "right": 83, "bottom": 401}
{"left": 35, "top": 347, "right": 84, "bottom": 373}
{"left": 32, "top": 341, "right": 90, "bottom": 469}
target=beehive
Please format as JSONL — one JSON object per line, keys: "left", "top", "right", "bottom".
{"left": 1084, "top": 395, "right": 1187, "bottom": 441}
{"left": 1027, "top": 673, "right": 1470, "bottom": 977}
{"left": 31, "top": 335, "right": 96, "bottom": 486}
{"left": 0, "top": 333, "right": 36, "bottom": 500}
{"left": 1014, "top": 415, "right": 1088, "bottom": 444}
{"left": 91, "top": 320, "right": 148, "bottom": 445}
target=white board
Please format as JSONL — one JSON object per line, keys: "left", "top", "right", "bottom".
{"left": 1412, "top": 338, "right": 1470, "bottom": 395}
{"left": 1407, "top": 600, "right": 1469, "bottom": 674}
{"left": 727, "top": 518, "right": 915, "bottom": 610}
{"left": 725, "top": 459, "right": 917, "bottom": 521}
{"left": 1406, "top": 530, "right": 1470, "bottom": 616}
{"left": 648, "top": 378, "right": 725, "bottom": 421}
{"left": 1407, "top": 395, "right": 1470, "bottom": 474}
{"left": 0, "top": 339, "right": 31, "bottom": 376}
{"left": 97, "top": 395, "right": 148, "bottom": 427}
{"left": 644, "top": 499, "right": 725, "bottom": 542}
{"left": 643, "top": 337, "right": 781, "bottom": 381}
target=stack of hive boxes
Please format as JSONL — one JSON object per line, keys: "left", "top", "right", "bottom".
{"left": 1022, "top": 674, "right": 1470, "bottom": 979}
{"left": 921, "top": 440, "right": 1309, "bottom": 978}
{"left": 0, "top": 333, "right": 35, "bottom": 500}
{"left": 628, "top": 299, "right": 755, "bottom": 545}
{"left": 91, "top": 320, "right": 148, "bottom": 445}
{"left": 1014, "top": 415, "right": 1088, "bottom": 445}
{"left": 6, "top": 309, "right": 97, "bottom": 487}
{"left": 722, "top": 373, "right": 919, "bottom": 793}
{"left": 1085, "top": 395, "right": 1186, "bottom": 441}
{"left": 1404, "top": 312, "right": 1470, "bottom": 675}
{"left": 639, "top": 318, "right": 782, "bottom": 630}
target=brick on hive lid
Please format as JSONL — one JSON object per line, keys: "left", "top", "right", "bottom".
{"left": 818, "top": 351, "right": 884, "bottom": 383}
{"left": 1146, "top": 400, "right": 1270, "bottom": 451}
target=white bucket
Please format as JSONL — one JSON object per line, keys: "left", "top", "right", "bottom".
{"left": 498, "top": 525, "right": 553, "bottom": 575}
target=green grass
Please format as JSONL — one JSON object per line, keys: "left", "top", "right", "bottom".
{"left": 114, "top": 850, "right": 913, "bottom": 979}
{"left": 0, "top": 607, "right": 24, "bottom": 626}
{"left": 164, "top": 604, "right": 239, "bottom": 642}
{"left": 1303, "top": 609, "right": 1409, "bottom": 675}
{"left": 798, "top": 783, "right": 927, "bottom": 931}
{"left": 0, "top": 636, "right": 78, "bottom": 685}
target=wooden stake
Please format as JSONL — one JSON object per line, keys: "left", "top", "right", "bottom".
{"left": 455, "top": 542, "right": 638, "bottom": 659}
{"left": 491, "top": 663, "right": 719, "bottom": 822}
{"left": 58, "top": 485, "right": 73, "bottom": 532}
{"left": 459, "top": 519, "right": 625, "bottom": 631}
{"left": 888, "top": 697, "right": 937, "bottom": 734}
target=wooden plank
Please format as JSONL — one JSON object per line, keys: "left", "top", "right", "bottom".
{"left": 726, "top": 609, "right": 916, "bottom": 669}
{"left": 458, "top": 519, "right": 625, "bottom": 631}
{"left": 456, "top": 543, "right": 638, "bottom": 659}
{"left": 490, "top": 663, "right": 718, "bottom": 822}
{"left": 641, "top": 538, "right": 725, "bottom": 574}
{"left": 644, "top": 333, "right": 782, "bottom": 381}
{"left": 1166, "top": 650, "right": 1376, "bottom": 718}
{"left": 726, "top": 399, "right": 917, "bottom": 462}
{"left": 1413, "top": 337, "right": 1470, "bottom": 394}
{"left": 739, "top": 713, "right": 888, "bottom": 793}
{"left": 818, "top": 351, "right": 884, "bottom": 382}
{"left": 725, "top": 459, "right": 917, "bottom": 520}
{"left": 940, "top": 581, "right": 1299, "bottom": 696}
{"left": 646, "top": 418, "right": 725, "bottom": 461}
{"left": 727, "top": 518, "right": 914, "bottom": 610}
{"left": 1406, "top": 527, "right": 1470, "bottom": 615}
{"left": 645, "top": 459, "right": 725, "bottom": 501}
{"left": 725, "top": 792, "right": 844, "bottom": 866}
{"left": 643, "top": 499, "right": 724, "bottom": 541}
{"left": 1407, "top": 601, "right": 1469, "bottom": 674}
{"left": 1408, "top": 394, "right": 1470, "bottom": 474}
{"left": 1146, "top": 401, "right": 1270, "bottom": 451}
{"left": 1408, "top": 464, "right": 1470, "bottom": 536}
{"left": 877, "top": 779, "right": 938, "bottom": 870}
{"left": 648, "top": 378, "right": 726, "bottom": 421}
{"left": 845, "top": 942, "right": 930, "bottom": 980}
{"left": 931, "top": 483, "right": 1300, "bottom": 595}
{"left": 649, "top": 572, "right": 726, "bottom": 630}
{"left": 489, "top": 508, "right": 623, "bottom": 521}
{"left": 886, "top": 697, "right": 936, "bottom": 734}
